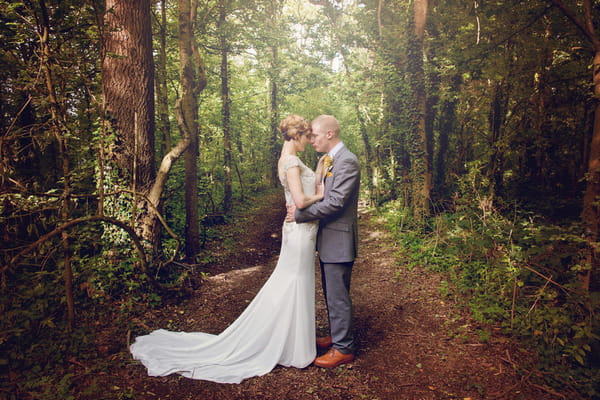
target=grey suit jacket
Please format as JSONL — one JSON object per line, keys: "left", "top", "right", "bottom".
{"left": 295, "top": 145, "right": 360, "bottom": 263}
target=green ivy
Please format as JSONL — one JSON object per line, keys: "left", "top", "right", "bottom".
{"left": 381, "top": 169, "right": 600, "bottom": 397}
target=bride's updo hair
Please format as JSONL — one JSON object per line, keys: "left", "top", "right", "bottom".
{"left": 279, "top": 114, "right": 311, "bottom": 141}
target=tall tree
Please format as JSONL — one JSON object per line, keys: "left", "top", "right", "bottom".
{"left": 548, "top": 0, "right": 600, "bottom": 290}
{"left": 266, "top": 0, "right": 283, "bottom": 187}
{"left": 102, "top": 0, "right": 158, "bottom": 245}
{"left": 155, "top": 0, "right": 172, "bottom": 159}
{"left": 179, "top": 0, "right": 202, "bottom": 259}
{"left": 434, "top": 75, "right": 461, "bottom": 197}
{"left": 407, "top": 0, "right": 431, "bottom": 222}
{"left": 102, "top": 0, "right": 156, "bottom": 193}
{"left": 487, "top": 77, "right": 509, "bottom": 199}
{"left": 219, "top": 0, "right": 233, "bottom": 213}
{"left": 37, "top": 0, "right": 76, "bottom": 329}
{"left": 374, "top": 0, "right": 410, "bottom": 203}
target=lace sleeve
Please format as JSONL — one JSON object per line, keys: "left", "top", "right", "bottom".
{"left": 278, "top": 155, "right": 301, "bottom": 184}
{"left": 281, "top": 155, "right": 301, "bottom": 172}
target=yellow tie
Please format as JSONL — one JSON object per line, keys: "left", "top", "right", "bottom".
{"left": 323, "top": 155, "right": 333, "bottom": 178}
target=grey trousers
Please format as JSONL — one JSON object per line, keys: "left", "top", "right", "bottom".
{"left": 320, "top": 260, "right": 355, "bottom": 354}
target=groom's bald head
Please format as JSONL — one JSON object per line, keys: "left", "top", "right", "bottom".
{"left": 312, "top": 115, "right": 340, "bottom": 139}
{"left": 309, "top": 115, "right": 341, "bottom": 153}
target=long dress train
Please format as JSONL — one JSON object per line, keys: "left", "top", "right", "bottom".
{"left": 130, "top": 155, "right": 317, "bottom": 384}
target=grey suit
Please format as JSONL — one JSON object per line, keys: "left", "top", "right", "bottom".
{"left": 295, "top": 144, "right": 360, "bottom": 354}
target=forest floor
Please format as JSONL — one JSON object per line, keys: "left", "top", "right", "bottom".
{"left": 96, "top": 191, "right": 567, "bottom": 400}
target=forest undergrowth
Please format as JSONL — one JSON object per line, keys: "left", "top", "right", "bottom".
{"left": 1, "top": 188, "right": 599, "bottom": 399}
{"left": 378, "top": 173, "right": 600, "bottom": 398}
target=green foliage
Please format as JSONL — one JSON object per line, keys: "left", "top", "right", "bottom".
{"left": 382, "top": 163, "right": 600, "bottom": 397}
{"left": 1, "top": 0, "right": 599, "bottom": 397}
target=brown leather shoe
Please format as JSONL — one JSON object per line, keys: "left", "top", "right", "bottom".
{"left": 316, "top": 336, "right": 333, "bottom": 350}
{"left": 314, "top": 348, "right": 355, "bottom": 368}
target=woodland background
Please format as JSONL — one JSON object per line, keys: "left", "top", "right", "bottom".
{"left": 1, "top": 0, "right": 599, "bottom": 398}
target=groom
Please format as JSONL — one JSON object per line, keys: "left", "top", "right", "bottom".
{"left": 287, "top": 115, "right": 360, "bottom": 368}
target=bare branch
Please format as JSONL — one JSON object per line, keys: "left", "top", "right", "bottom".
{"left": 548, "top": 0, "right": 600, "bottom": 50}
{"left": 2, "top": 215, "right": 166, "bottom": 291}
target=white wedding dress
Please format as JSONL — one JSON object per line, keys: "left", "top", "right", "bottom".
{"left": 130, "top": 155, "right": 318, "bottom": 384}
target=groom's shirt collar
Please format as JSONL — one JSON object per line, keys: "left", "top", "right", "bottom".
{"left": 328, "top": 142, "right": 344, "bottom": 158}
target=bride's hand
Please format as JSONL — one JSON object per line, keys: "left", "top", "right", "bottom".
{"left": 285, "top": 204, "right": 296, "bottom": 222}
{"left": 316, "top": 155, "right": 326, "bottom": 176}
{"left": 316, "top": 182, "right": 324, "bottom": 199}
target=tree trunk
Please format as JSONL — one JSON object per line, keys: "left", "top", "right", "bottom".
{"left": 414, "top": 0, "right": 428, "bottom": 39}
{"left": 487, "top": 79, "right": 508, "bottom": 200}
{"left": 269, "top": 45, "right": 280, "bottom": 188}
{"left": 179, "top": 0, "right": 201, "bottom": 260}
{"left": 220, "top": 0, "right": 233, "bottom": 213}
{"left": 530, "top": 20, "right": 553, "bottom": 189}
{"left": 425, "top": 68, "right": 439, "bottom": 202}
{"left": 408, "top": 0, "right": 431, "bottom": 223}
{"left": 547, "top": 0, "right": 600, "bottom": 290}
{"left": 267, "top": 0, "right": 281, "bottom": 188}
{"left": 357, "top": 106, "right": 375, "bottom": 205}
{"left": 102, "top": 0, "right": 156, "bottom": 192}
{"left": 38, "top": 0, "right": 75, "bottom": 328}
{"left": 581, "top": 50, "right": 600, "bottom": 290}
{"left": 435, "top": 74, "right": 461, "bottom": 198}
{"left": 156, "top": 0, "right": 172, "bottom": 159}
{"left": 102, "top": 0, "right": 158, "bottom": 247}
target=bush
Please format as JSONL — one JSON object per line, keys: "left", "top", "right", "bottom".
{"left": 381, "top": 168, "right": 600, "bottom": 398}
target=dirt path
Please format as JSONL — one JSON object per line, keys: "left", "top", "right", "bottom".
{"left": 118, "top": 193, "right": 560, "bottom": 400}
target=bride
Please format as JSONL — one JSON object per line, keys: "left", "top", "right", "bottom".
{"left": 130, "top": 114, "right": 324, "bottom": 384}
